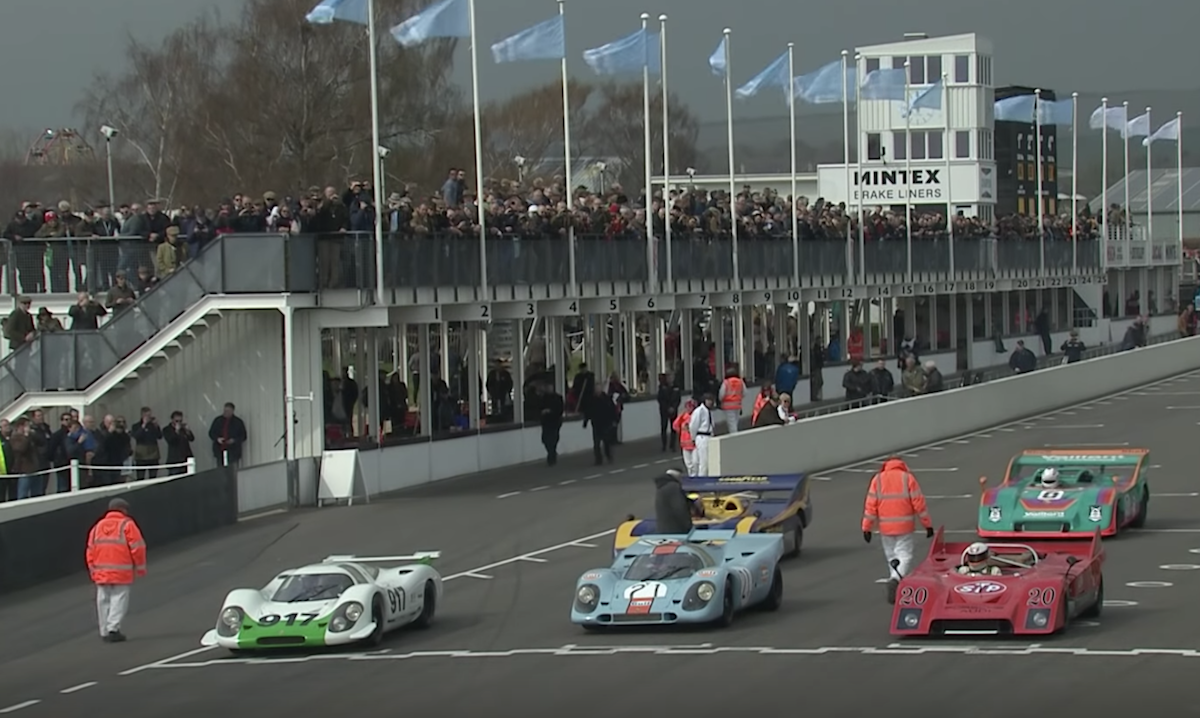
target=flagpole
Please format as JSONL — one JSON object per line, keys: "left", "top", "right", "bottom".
{"left": 855, "top": 54, "right": 864, "bottom": 286}
{"left": 841, "top": 50, "right": 854, "bottom": 283}
{"left": 641, "top": 13, "right": 654, "bottom": 278}
{"left": 904, "top": 60, "right": 912, "bottom": 278}
{"left": 723, "top": 27, "right": 739, "bottom": 285}
{"left": 1101, "top": 97, "right": 1109, "bottom": 254}
{"left": 788, "top": 43, "right": 799, "bottom": 285}
{"left": 660, "top": 13, "right": 672, "bottom": 285}
{"left": 943, "top": 73, "right": 953, "bottom": 275}
{"left": 1123, "top": 101, "right": 1131, "bottom": 239}
{"left": 1035, "top": 89, "right": 1044, "bottom": 273}
{"left": 1071, "top": 91, "right": 1078, "bottom": 273}
{"left": 1178, "top": 112, "right": 1185, "bottom": 255}
{"left": 467, "top": 0, "right": 488, "bottom": 292}
{"left": 559, "top": 0, "right": 576, "bottom": 290}
{"left": 1146, "top": 106, "right": 1153, "bottom": 245}
{"left": 366, "top": 0, "right": 386, "bottom": 300}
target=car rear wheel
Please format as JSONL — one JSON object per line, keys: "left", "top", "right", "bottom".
{"left": 1130, "top": 488, "right": 1149, "bottom": 529}
{"left": 713, "top": 580, "right": 736, "bottom": 628}
{"left": 761, "top": 567, "right": 784, "bottom": 611}
{"left": 412, "top": 580, "right": 437, "bottom": 628}
{"left": 1081, "top": 579, "right": 1104, "bottom": 619}
{"left": 787, "top": 524, "right": 803, "bottom": 558}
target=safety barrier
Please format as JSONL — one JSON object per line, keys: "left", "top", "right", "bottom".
{"left": 708, "top": 334, "right": 1200, "bottom": 476}
{"left": 0, "top": 459, "right": 196, "bottom": 521}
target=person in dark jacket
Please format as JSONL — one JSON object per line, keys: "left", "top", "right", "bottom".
{"left": 923, "top": 360, "right": 945, "bottom": 393}
{"left": 653, "top": 470, "right": 694, "bottom": 534}
{"left": 1060, "top": 330, "right": 1086, "bottom": 363}
{"left": 582, "top": 385, "right": 616, "bottom": 465}
{"left": 10, "top": 418, "right": 43, "bottom": 499}
{"left": 752, "top": 396, "right": 786, "bottom": 427}
{"left": 209, "top": 402, "right": 249, "bottom": 465}
{"left": 97, "top": 417, "right": 132, "bottom": 487}
{"left": 163, "top": 411, "right": 195, "bottom": 465}
{"left": 655, "top": 373, "right": 681, "bottom": 452}
{"left": 842, "top": 361, "right": 873, "bottom": 401}
{"left": 869, "top": 360, "right": 895, "bottom": 400}
{"left": 537, "top": 385, "right": 564, "bottom": 466}
{"left": 130, "top": 407, "right": 163, "bottom": 480}
{"left": 1009, "top": 340, "right": 1037, "bottom": 373}
{"left": 569, "top": 363, "right": 596, "bottom": 414}
{"left": 1121, "top": 316, "right": 1148, "bottom": 351}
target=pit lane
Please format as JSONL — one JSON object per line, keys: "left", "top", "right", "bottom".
{"left": 5, "top": 372, "right": 1200, "bottom": 715}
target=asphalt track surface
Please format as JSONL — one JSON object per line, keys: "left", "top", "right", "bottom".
{"left": 6, "top": 375, "right": 1200, "bottom": 717}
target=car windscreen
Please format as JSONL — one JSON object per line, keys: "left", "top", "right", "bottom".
{"left": 623, "top": 552, "right": 704, "bottom": 581}
{"left": 1013, "top": 465, "right": 1116, "bottom": 486}
{"left": 271, "top": 573, "right": 354, "bottom": 603}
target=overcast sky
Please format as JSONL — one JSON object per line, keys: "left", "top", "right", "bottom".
{"left": 4, "top": 0, "right": 1197, "bottom": 133}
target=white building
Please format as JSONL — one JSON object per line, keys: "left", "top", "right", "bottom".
{"left": 817, "top": 32, "right": 998, "bottom": 220}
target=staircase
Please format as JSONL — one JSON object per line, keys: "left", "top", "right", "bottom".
{"left": 0, "top": 235, "right": 304, "bottom": 417}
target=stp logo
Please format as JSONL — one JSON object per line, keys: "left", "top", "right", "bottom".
{"left": 954, "top": 581, "right": 1006, "bottom": 595}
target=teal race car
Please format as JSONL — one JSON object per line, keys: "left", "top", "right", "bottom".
{"left": 200, "top": 553, "right": 442, "bottom": 653}
{"left": 978, "top": 449, "right": 1150, "bottom": 539}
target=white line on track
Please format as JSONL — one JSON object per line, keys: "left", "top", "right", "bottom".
{"left": 583, "top": 474, "right": 602, "bottom": 480}
{"left": 1034, "top": 424, "right": 1105, "bottom": 429}
{"left": 1156, "top": 492, "right": 1199, "bottom": 497}
{"left": 559, "top": 480, "right": 576, "bottom": 486}
{"left": 120, "top": 646, "right": 218, "bottom": 676}
{"left": 609, "top": 468, "right": 625, "bottom": 474}
{"left": 1044, "top": 442, "right": 1129, "bottom": 447}
{"left": 926, "top": 494, "right": 973, "bottom": 499}
{"left": 0, "top": 702, "right": 41, "bottom": 714}
{"left": 495, "top": 491, "right": 521, "bottom": 499}
{"left": 59, "top": 683, "right": 96, "bottom": 694}
{"left": 633, "top": 463, "right": 649, "bottom": 469}
{"left": 530, "top": 486, "right": 549, "bottom": 492}
{"left": 1166, "top": 406, "right": 1200, "bottom": 410}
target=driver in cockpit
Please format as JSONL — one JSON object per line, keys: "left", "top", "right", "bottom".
{"left": 1035, "top": 467, "right": 1060, "bottom": 488}
{"left": 957, "top": 542, "right": 1003, "bottom": 576}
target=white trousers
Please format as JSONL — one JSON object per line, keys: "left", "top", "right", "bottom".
{"left": 880, "top": 533, "right": 916, "bottom": 580}
{"left": 681, "top": 448, "right": 697, "bottom": 476}
{"left": 692, "top": 436, "right": 710, "bottom": 476}
{"left": 96, "top": 584, "right": 131, "bottom": 636}
{"left": 723, "top": 410, "right": 740, "bottom": 434}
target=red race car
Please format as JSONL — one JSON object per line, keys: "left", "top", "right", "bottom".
{"left": 890, "top": 527, "right": 1105, "bottom": 637}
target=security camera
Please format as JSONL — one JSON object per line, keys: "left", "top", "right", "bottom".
{"left": 100, "top": 125, "right": 119, "bottom": 140}
{"left": 514, "top": 155, "right": 526, "bottom": 167}
{"left": 376, "top": 146, "right": 391, "bottom": 159}
{"left": 686, "top": 167, "right": 696, "bottom": 176}
{"left": 596, "top": 161, "right": 607, "bottom": 172}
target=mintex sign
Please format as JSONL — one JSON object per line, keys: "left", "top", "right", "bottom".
{"left": 817, "top": 162, "right": 993, "bottom": 207}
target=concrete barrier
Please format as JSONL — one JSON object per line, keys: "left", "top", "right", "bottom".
{"left": 708, "top": 336, "right": 1200, "bottom": 476}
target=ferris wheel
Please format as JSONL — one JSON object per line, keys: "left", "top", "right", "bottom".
{"left": 25, "top": 128, "right": 96, "bottom": 166}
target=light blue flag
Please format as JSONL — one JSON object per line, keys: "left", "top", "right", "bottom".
{"left": 1037, "top": 99, "right": 1073, "bottom": 126}
{"left": 708, "top": 37, "right": 727, "bottom": 77}
{"left": 1124, "top": 111, "right": 1152, "bottom": 139}
{"left": 904, "top": 78, "right": 943, "bottom": 116}
{"left": 582, "top": 28, "right": 660, "bottom": 75}
{"left": 794, "top": 58, "right": 855, "bottom": 105}
{"left": 306, "top": 0, "right": 367, "bottom": 25}
{"left": 1089, "top": 104, "right": 1126, "bottom": 132}
{"left": 994, "top": 95, "right": 1035, "bottom": 122}
{"left": 390, "top": 0, "right": 469, "bottom": 48}
{"left": 735, "top": 51, "right": 789, "bottom": 99}
{"left": 1142, "top": 116, "right": 1181, "bottom": 147}
{"left": 860, "top": 68, "right": 906, "bottom": 101}
{"left": 491, "top": 15, "right": 565, "bottom": 63}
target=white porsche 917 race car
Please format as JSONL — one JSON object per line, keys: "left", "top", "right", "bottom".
{"left": 200, "top": 552, "right": 443, "bottom": 653}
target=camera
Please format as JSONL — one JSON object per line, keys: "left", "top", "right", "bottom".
{"left": 376, "top": 145, "right": 391, "bottom": 159}
{"left": 100, "top": 125, "right": 119, "bottom": 140}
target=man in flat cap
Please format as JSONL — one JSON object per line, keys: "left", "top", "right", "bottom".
{"left": 85, "top": 498, "right": 147, "bottom": 642}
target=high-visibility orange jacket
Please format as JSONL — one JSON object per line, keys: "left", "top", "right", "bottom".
{"left": 86, "top": 511, "right": 147, "bottom": 585}
{"left": 861, "top": 458, "right": 933, "bottom": 535}
{"left": 751, "top": 392, "right": 770, "bottom": 424}
{"left": 720, "top": 377, "right": 744, "bottom": 411}
{"left": 673, "top": 410, "right": 696, "bottom": 451}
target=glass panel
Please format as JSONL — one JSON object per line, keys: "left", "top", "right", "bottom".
{"left": 485, "top": 238, "right": 569, "bottom": 285}
{"left": 910, "top": 132, "right": 927, "bottom": 160}
{"left": 75, "top": 333, "right": 121, "bottom": 389}
{"left": 577, "top": 236, "right": 649, "bottom": 283}
{"left": 951, "top": 238, "right": 995, "bottom": 273}
{"left": 927, "top": 130, "right": 944, "bottom": 160}
{"left": 955, "top": 130, "right": 971, "bottom": 158}
{"left": 738, "top": 240, "right": 793, "bottom": 280}
{"left": 798, "top": 241, "right": 848, "bottom": 277}
{"left": 893, "top": 132, "right": 908, "bottom": 161}
{"left": 143, "top": 269, "right": 205, "bottom": 328}
{"left": 865, "top": 57, "right": 880, "bottom": 73}
{"left": 38, "top": 331, "right": 78, "bottom": 391}
{"left": 867, "top": 134, "right": 882, "bottom": 160}
{"left": 223, "top": 234, "right": 287, "bottom": 292}
{"left": 994, "top": 240, "right": 1042, "bottom": 271}
{"left": 927, "top": 55, "right": 942, "bottom": 82}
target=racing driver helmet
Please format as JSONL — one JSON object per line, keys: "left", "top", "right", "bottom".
{"left": 1039, "top": 467, "right": 1060, "bottom": 488}
{"left": 964, "top": 542, "right": 991, "bottom": 571}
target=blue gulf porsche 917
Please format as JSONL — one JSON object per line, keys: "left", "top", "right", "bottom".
{"left": 613, "top": 474, "right": 812, "bottom": 558}
{"left": 570, "top": 529, "right": 785, "bottom": 630}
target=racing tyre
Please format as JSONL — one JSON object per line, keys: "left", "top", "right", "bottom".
{"left": 412, "top": 580, "right": 437, "bottom": 629}
{"left": 761, "top": 567, "right": 784, "bottom": 611}
{"left": 787, "top": 524, "right": 804, "bottom": 558}
{"left": 1130, "top": 487, "right": 1149, "bottom": 529}
{"left": 714, "top": 580, "right": 736, "bottom": 628}
{"left": 1081, "top": 579, "right": 1103, "bottom": 619}
{"left": 367, "top": 597, "right": 386, "bottom": 646}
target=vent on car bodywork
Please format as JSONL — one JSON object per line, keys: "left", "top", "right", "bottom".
{"left": 1019, "top": 522, "right": 1069, "bottom": 533}
{"left": 930, "top": 620, "right": 1013, "bottom": 635}
{"left": 256, "top": 636, "right": 307, "bottom": 646}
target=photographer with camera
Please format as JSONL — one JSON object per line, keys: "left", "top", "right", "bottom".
{"left": 163, "top": 410, "right": 194, "bottom": 465}
{"left": 130, "top": 406, "right": 163, "bottom": 480}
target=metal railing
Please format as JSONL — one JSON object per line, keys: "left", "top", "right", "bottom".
{"left": 0, "top": 233, "right": 1106, "bottom": 297}
{"left": 0, "top": 457, "right": 197, "bottom": 503}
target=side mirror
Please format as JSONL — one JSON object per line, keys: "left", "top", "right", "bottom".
{"left": 1066, "top": 556, "right": 1079, "bottom": 566}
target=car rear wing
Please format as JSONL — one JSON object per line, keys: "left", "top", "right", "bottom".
{"left": 323, "top": 551, "right": 440, "bottom": 565}
{"left": 682, "top": 474, "right": 807, "bottom": 495}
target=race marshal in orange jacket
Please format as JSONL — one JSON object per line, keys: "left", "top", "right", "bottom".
{"left": 673, "top": 400, "right": 698, "bottom": 476}
{"left": 86, "top": 498, "right": 147, "bottom": 642}
{"left": 861, "top": 457, "right": 934, "bottom": 604}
